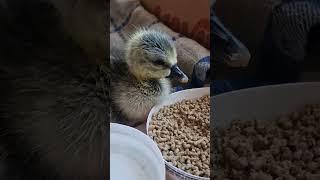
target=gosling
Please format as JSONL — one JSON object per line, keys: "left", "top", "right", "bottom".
{"left": 110, "top": 29, "right": 188, "bottom": 126}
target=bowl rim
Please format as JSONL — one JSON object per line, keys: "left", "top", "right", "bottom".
{"left": 146, "top": 87, "right": 210, "bottom": 180}
{"left": 110, "top": 123, "right": 166, "bottom": 180}
{"left": 213, "top": 82, "right": 320, "bottom": 99}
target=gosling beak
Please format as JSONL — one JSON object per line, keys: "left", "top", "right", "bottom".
{"left": 167, "top": 64, "right": 189, "bottom": 83}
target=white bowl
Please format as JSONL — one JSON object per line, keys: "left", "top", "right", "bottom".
{"left": 110, "top": 123, "right": 165, "bottom": 180}
{"left": 147, "top": 87, "right": 210, "bottom": 180}
{"left": 212, "top": 82, "right": 320, "bottom": 129}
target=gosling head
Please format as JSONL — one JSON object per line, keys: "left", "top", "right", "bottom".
{"left": 126, "top": 29, "right": 188, "bottom": 83}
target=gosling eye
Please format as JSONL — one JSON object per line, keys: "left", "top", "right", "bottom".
{"left": 153, "top": 59, "right": 166, "bottom": 66}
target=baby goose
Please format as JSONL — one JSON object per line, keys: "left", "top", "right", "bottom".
{"left": 111, "top": 29, "right": 188, "bottom": 126}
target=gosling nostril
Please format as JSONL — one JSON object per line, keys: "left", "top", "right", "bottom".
{"left": 180, "top": 76, "right": 189, "bottom": 84}
{"left": 166, "top": 64, "right": 189, "bottom": 83}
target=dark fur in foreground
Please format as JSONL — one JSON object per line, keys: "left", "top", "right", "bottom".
{"left": 0, "top": 1, "right": 108, "bottom": 179}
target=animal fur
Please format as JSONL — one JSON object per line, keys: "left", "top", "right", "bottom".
{"left": 0, "top": 0, "right": 108, "bottom": 179}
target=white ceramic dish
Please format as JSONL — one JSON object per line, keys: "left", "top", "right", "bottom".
{"left": 110, "top": 123, "right": 165, "bottom": 180}
{"left": 212, "top": 82, "right": 320, "bottom": 129}
{"left": 147, "top": 87, "right": 210, "bottom": 180}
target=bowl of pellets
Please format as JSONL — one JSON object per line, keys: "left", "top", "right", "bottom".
{"left": 212, "top": 82, "right": 320, "bottom": 179}
{"left": 147, "top": 87, "right": 210, "bottom": 180}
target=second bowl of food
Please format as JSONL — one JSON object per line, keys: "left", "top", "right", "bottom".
{"left": 212, "top": 82, "right": 320, "bottom": 179}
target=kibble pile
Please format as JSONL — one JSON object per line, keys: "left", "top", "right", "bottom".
{"left": 216, "top": 105, "right": 320, "bottom": 180}
{"left": 149, "top": 95, "right": 210, "bottom": 178}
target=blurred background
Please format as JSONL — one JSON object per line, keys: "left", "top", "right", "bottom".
{"left": 212, "top": 0, "right": 320, "bottom": 94}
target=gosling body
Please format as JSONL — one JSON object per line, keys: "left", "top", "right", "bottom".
{"left": 110, "top": 60, "right": 171, "bottom": 125}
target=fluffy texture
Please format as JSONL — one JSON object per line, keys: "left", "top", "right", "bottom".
{"left": 126, "top": 29, "right": 177, "bottom": 80}
{"left": 1, "top": 59, "right": 109, "bottom": 180}
{"left": 0, "top": 0, "right": 108, "bottom": 179}
{"left": 111, "top": 60, "right": 171, "bottom": 125}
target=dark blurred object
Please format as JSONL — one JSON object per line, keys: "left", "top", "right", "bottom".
{"left": 300, "top": 24, "right": 320, "bottom": 81}
{"left": 213, "top": 0, "right": 320, "bottom": 93}
{"left": 211, "top": 0, "right": 251, "bottom": 68}
{"left": 212, "top": 0, "right": 288, "bottom": 82}
{"left": 0, "top": 0, "right": 60, "bottom": 60}
{"left": 257, "top": 0, "right": 320, "bottom": 83}
{"left": 306, "top": 24, "right": 320, "bottom": 59}
{"left": 270, "top": 0, "right": 320, "bottom": 62}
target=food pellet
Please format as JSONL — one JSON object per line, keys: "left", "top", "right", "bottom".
{"left": 149, "top": 95, "right": 210, "bottom": 178}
